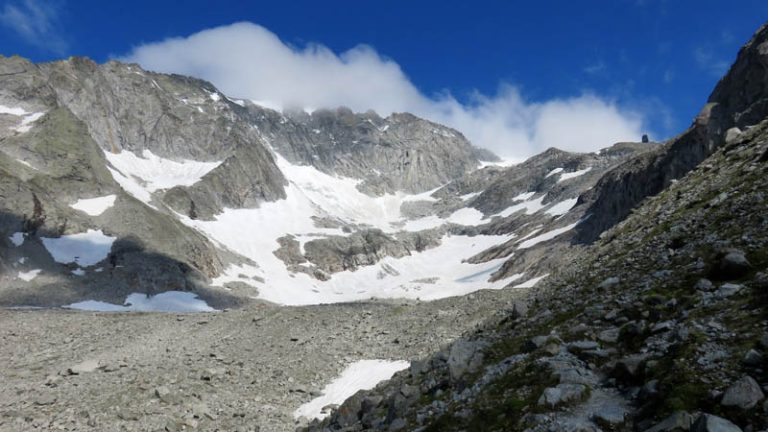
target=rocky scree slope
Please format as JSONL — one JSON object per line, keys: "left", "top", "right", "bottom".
{"left": 303, "top": 23, "right": 768, "bottom": 432}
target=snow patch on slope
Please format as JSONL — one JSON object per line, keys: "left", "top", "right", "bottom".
{"left": 41, "top": 229, "right": 116, "bottom": 266}
{"left": 294, "top": 360, "right": 410, "bottom": 420}
{"left": 105, "top": 149, "right": 222, "bottom": 192}
{"left": 70, "top": 195, "right": 117, "bottom": 216}
{"left": 558, "top": 167, "right": 592, "bottom": 182}
{"left": 544, "top": 198, "right": 578, "bottom": 217}
{"left": 517, "top": 221, "right": 579, "bottom": 249}
{"left": 0, "top": 105, "right": 46, "bottom": 133}
{"left": 496, "top": 195, "right": 547, "bottom": 218}
{"left": 18, "top": 269, "right": 41, "bottom": 282}
{"left": 9, "top": 232, "right": 24, "bottom": 246}
{"left": 67, "top": 291, "right": 216, "bottom": 312}
{"left": 545, "top": 167, "right": 564, "bottom": 178}
{"left": 513, "top": 274, "right": 549, "bottom": 288}
{"left": 512, "top": 191, "right": 536, "bottom": 201}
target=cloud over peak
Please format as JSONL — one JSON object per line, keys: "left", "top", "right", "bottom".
{"left": 122, "top": 22, "right": 648, "bottom": 160}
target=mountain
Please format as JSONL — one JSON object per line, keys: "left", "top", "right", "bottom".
{"left": 304, "top": 23, "right": 768, "bottom": 432}
{"left": 2, "top": 22, "right": 765, "bottom": 432}
{"left": 0, "top": 53, "right": 651, "bottom": 310}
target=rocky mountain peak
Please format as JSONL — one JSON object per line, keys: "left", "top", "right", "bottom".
{"left": 572, "top": 23, "right": 768, "bottom": 244}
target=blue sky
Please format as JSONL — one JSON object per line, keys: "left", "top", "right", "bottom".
{"left": 1, "top": 0, "right": 766, "bottom": 158}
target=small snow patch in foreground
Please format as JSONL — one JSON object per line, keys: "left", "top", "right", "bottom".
{"left": 70, "top": 195, "right": 117, "bottom": 216}
{"left": 67, "top": 291, "right": 216, "bottom": 312}
{"left": 294, "top": 360, "right": 410, "bottom": 420}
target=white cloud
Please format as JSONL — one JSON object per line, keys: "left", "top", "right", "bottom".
{"left": 121, "top": 22, "right": 647, "bottom": 160}
{"left": 0, "top": 0, "right": 67, "bottom": 54}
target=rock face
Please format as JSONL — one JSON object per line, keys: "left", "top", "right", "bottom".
{"left": 302, "top": 228, "right": 443, "bottom": 274}
{"left": 246, "top": 106, "right": 494, "bottom": 195}
{"left": 721, "top": 376, "right": 765, "bottom": 410}
{"left": 573, "top": 23, "right": 768, "bottom": 244}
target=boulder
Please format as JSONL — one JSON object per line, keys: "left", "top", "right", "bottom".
{"left": 537, "top": 383, "right": 587, "bottom": 407}
{"left": 715, "top": 283, "right": 743, "bottom": 298}
{"left": 742, "top": 349, "right": 763, "bottom": 367}
{"left": 724, "top": 127, "right": 742, "bottom": 144}
{"left": 643, "top": 411, "right": 695, "bottom": 432}
{"left": 691, "top": 414, "right": 742, "bottom": 432}
{"left": 713, "top": 251, "right": 752, "bottom": 280}
{"left": 610, "top": 354, "right": 648, "bottom": 384}
{"left": 720, "top": 375, "right": 765, "bottom": 410}
{"left": 447, "top": 339, "right": 487, "bottom": 381}
{"left": 694, "top": 278, "right": 715, "bottom": 291}
{"left": 523, "top": 335, "right": 550, "bottom": 352}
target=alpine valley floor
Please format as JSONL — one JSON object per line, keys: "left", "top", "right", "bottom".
{"left": 0, "top": 289, "right": 525, "bottom": 432}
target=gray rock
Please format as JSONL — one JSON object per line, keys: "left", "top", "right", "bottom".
{"left": 715, "top": 251, "right": 752, "bottom": 280}
{"left": 302, "top": 228, "right": 442, "bottom": 275}
{"left": 523, "top": 335, "right": 550, "bottom": 352}
{"left": 599, "top": 277, "right": 620, "bottom": 289}
{"left": 721, "top": 375, "right": 765, "bottom": 410}
{"left": 567, "top": 340, "right": 600, "bottom": 353}
{"left": 715, "top": 283, "right": 743, "bottom": 298}
{"left": 644, "top": 411, "right": 695, "bottom": 432}
{"left": 154, "top": 386, "right": 170, "bottom": 398}
{"left": 695, "top": 278, "right": 715, "bottom": 291}
{"left": 447, "top": 339, "right": 487, "bottom": 381}
{"left": 691, "top": 414, "right": 743, "bottom": 432}
{"left": 725, "top": 127, "right": 743, "bottom": 144}
{"left": 592, "top": 402, "right": 627, "bottom": 429}
{"left": 742, "top": 349, "right": 763, "bottom": 367}
{"left": 537, "top": 383, "right": 587, "bottom": 407}
{"left": 598, "top": 328, "right": 620, "bottom": 344}
{"left": 651, "top": 320, "right": 676, "bottom": 333}
{"left": 388, "top": 418, "right": 407, "bottom": 431}
{"left": 611, "top": 354, "right": 647, "bottom": 383}
{"left": 639, "top": 379, "right": 660, "bottom": 401}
